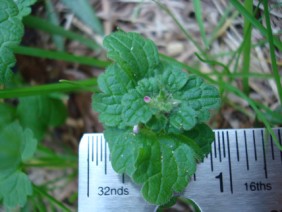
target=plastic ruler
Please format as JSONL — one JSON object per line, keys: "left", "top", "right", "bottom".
{"left": 78, "top": 128, "right": 282, "bottom": 212}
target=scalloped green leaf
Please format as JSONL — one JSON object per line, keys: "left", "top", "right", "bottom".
{"left": 122, "top": 89, "right": 155, "bottom": 125}
{"left": 14, "top": 0, "right": 36, "bottom": 18}
{"left": 0, "top": 103, "right": 16, "bottom": 129}
{"left": 0, "top": 122, "right": 37, "bottom": 208}
{"left": 17, "top": 95, "right": 67, "bottom": 139}
{"left": 177, "top": 75, "right": 220, "bottom": 122}
{"left": 93, "top": 64, "right": 134, "bottom": 128}
{"left": 0, "top": 171, "right": 32, "bottom": 208}
{"left": 131, "top": 131, "right": 201, "bottom": 205}
{"left": 103, "top": 31, "right": 159, "bottom": 80}
{"left": 161, "top": 65, "right": 188, "bottom": 92}
{"left": 185, "top": 123, "right": 215, "bottom": 157}
{"left": 104, "top": 128, "right": 137, "bottom": 176}
{"left": 0, "top": 0, "right": 36, "bottom": 83}
{"left": 106, "top": 128, "right": 203, "bottom": 205}
{"left": 169, "top": 105, "right": 197, "bottom": 131}
{"left": 0, "top": 123, "right": 22, "bottom": 179}
{"left": 21, "top": 128, "right": 37, "bottom": 161}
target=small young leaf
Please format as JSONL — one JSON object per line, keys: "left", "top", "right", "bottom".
{"left": 21, "top": 128, "right": 37, "bottom": 161}
{"left": 122, "top": 89, "right": 155, "bottom": 125}
{"left": 103, "top": 31, "right": 159, "bottom": 80}
{"left": 14, "top": 0, "right": 36, "bottom": 18}
{"left": 178, "top": 75, "right": 220, "bottom": 122}
{"left": 161, "top": 65, "right": 188, "bottom": 92}
{"left": 169, "top": 105, "right": 197, "bottom": 131}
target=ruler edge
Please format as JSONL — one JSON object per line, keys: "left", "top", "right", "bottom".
{"left": 78, "top": 128, "right": 282, "bottom": 210}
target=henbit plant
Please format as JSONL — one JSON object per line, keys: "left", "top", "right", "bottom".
{"left": 92, "top": 31, "right": 221, "bottom": 205}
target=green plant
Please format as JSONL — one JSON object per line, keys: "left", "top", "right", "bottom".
{"left": 92, "top": 31, "right": 220, "bottom": 205}
{"left": 0, "top": 0, "right": 281, "bottom": 210}
{"left": 0, "top": 0, "right": 36, "bottom": 83}
{"left": 0, "top": 1, "right": 72, "bottom": 210}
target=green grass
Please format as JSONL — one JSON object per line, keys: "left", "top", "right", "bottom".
{"left": 230, "top": 0, "right": 282, "bottom": 51}
{"left": 192, "top": 0, "right": 208, "bottom": 49}
{"left": 0, "top": 78, "right": 99, "bottom": 98}
{"left": 24, "top": 16, "right": 100, "bottom": 50}
{"left": 12, "top": 46, "right": 110, "bottom": 68}
{"left": 262, "top": 0, "right": 282, "bottom": 103}
{"left": 241, "top": 0, "right": 253, "bottom": 95}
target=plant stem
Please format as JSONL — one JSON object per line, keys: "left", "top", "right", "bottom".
{"left": 0, "top": 78, "right": 98, "bottom": 99}
{"left": 13, "top": 46, "right": 110, "bottom": 68}
{"left": 262, "top": 0, "right": 282, "bottom": 103}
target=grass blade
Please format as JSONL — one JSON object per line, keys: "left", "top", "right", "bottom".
{"left": 45, "top": 0, "right": 65, "bottom": 51}
{"left": 153, "top": 0, "right": 204, "bottom": 54}
{"left": 207, "top": 4, "right": 235, "bottom": 46}
{"left": 262, "top": 0, "right": 282, "bottom": 103}
{"left": 23, "top": 16, "right": 100, "bottom": 50}
{"left": 230, "top": 0, "right": 282, "bottom": 51}
{"left": 12, "top": 46, "right": 110, "bottom": 68}
{"left": 60, "top": 0, "right": 104, "bottom": 35}
{"left": 33, "top": 185, "right": 72, "bottom": 212}
{"left": 241, "top": 0, "right": 253, "bottom": 95}
{"left": 192, "top": 0, "right": 208, "bottom": 49}
{"left": 0, "top": 78, "right": 98, "bottom": 99}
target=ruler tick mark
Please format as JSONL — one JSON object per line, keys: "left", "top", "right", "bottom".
{"left": 100, "top": 136, "right": 103, "bottom": 162}
{"left": 105, "top": 140, "right": 107, "bottom": 175}
{"left": 87, "top": 136, "right": 90, "bottom": 197}
{"left": 261, "top": 130, "right": 268, "bottom": 179}
{"left": 210, "top": 148, "right": 214, "bottom": 172}
{"left": 270, "top": 135, "right": 275, "bottom": 160}
{"left": 227, "top": 131, "right": 233, "bottom": 194}
{"left": 122, "top": 174, "right": 125, "bottom": 184}
{"left": 96, "top": 136, "right": 98, "bottom": 166}
{"left": 244, "top": 130, "right": 249, "bottom": 170}
{"left": 222, "top": 131, "right": 226, "bottom": 158}
{"left": 278, "top": 129, "right": 282, "bottom": 164}
{"left": 213, "top": 136, "right": 217, "bottom": 158}
{"left": 217, "top": 131, "right": 222, "bottom": 162}
{"left": 235, "top": 131, "right": 240, "bottom": 161}
{"left": 92, "top": 136, "right": 94, "bottom": 162}
{"left": 252, "top": 130, "right": 257, "bottom": 161}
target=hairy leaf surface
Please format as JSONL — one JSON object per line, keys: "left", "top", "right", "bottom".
{"left": 103, "top": 31, "right": 159, "bottom": 80}
{"left": 0, "top": 0, "right": 36, "bottom": 83}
